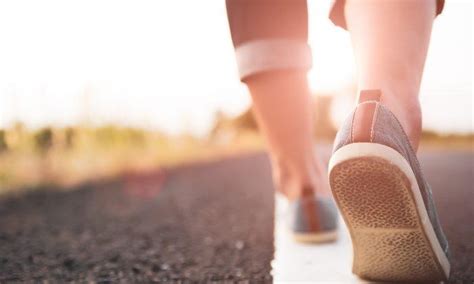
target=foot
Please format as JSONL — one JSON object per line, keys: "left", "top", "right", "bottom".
{"left": 287, "top": 192, "right": 339, "bottom": 243}
{"left": 376, "top": 90, "right": 422, "bottom": 151}
{"left": 271, "top": 151, "right": 338, "bottom": 243}
{"left": 271, "top": 150, "right": 331, "bottom": 200}
{"left": 329, "top": 90, "right": 450, "bottom": 281}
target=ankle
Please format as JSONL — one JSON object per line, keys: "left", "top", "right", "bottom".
{"left": 271, "top": 152, "right": 329, "bottom": 201}
{"left": 378, "top": 90, "right": 422, "bottom": 151}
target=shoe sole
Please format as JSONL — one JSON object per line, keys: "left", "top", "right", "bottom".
{"left": 292, "top": 230, "right": 338, "bottom": 243}
{"left": 328, "top": 143, "right": 450, "bottom": 282}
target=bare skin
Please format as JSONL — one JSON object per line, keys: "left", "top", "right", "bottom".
{"left": 346, "top": 0, "right": 436, "bottom": 151}
{"left": 246, "top": 0, "right": 436, "bottom": 199}
{"left": 246, "top": 71, "right": 330, "bottom": 200}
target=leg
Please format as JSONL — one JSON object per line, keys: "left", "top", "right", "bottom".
{"left": 345, "top": 0, "right": 437, "bottom": 151}
{"left": 328, "top": 1, "right": 450, "bottom": 280}
{"left": 248, "top": 71, "right": 330, "bottom": 200}
{"left": 226, "top": 0, "right": 330, "bottom": 200}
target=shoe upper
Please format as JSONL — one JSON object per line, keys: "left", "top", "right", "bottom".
{"left": 332, "top": 89, "right": 450, "bottom": 258}
{"left": 288, "top": 195, "right": 338, "bottom": 234}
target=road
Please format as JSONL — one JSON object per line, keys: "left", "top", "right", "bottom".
{"left": 0, "top": 147, "right": 472, "bottom": 282}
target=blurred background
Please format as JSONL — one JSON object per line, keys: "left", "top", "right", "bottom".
{"left": 0, "top": 0, "right": 471, "bottom": 192}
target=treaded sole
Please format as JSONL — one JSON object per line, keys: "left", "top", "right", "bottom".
{"left": 328, "top": 143, "right": 450, "bottom": 282}
{"left": 292, "top": 230, "right": 338, "bottom": 243}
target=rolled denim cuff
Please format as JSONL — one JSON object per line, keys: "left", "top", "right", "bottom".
{"left": 234, "top": 39, "right": 312, "bottom": 82}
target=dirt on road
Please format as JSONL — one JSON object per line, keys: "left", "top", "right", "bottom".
{"left": 0, "top": 149, "right": 472, "bottom": 282}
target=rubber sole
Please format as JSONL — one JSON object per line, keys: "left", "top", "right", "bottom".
{"left": 292, "top": 230, "right": 338, "bottom": 243}
{"left": 328, "top": 143, "right": 450, "bottom": 282}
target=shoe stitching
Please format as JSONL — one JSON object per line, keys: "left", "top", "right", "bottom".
{"left": 349, "top": 107, "right": 357, "bottom": 143}
{"left": 370, "top": 103, "right": 379, "bottom": 143}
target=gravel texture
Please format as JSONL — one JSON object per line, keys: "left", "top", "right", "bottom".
{"left": 0, "top": 149, "right": 472, "bottom": 282}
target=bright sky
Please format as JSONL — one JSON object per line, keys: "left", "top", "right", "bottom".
{"left": 0, "top": 0, "right": 472, "bottom": 136}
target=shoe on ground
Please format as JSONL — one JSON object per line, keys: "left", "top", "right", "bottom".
{"left": 286, "top": 189, "right": 339, "bottom": 243}
{"left": 328, "top": 90, "right": 450, "bottom": 282}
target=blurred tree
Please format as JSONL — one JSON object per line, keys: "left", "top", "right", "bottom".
{"left": 5, "top": 122, "right": 25, "bottom": 150}
{"left": 64, "top": 127, "right": 75, "bottom": 149}
{"left": 34, "top": 128, "right": 53, "bottom": 154}
{"left": 0, "top": 130, "right": 8, "bottom": 152}
{"left": 209, "top": 109, "right": 258, "bottom": 144}
{"left": 210, "top": 94, "right": 337, "bottom": 142}
{"left": 233, "top": 108, "right": 258, "bottom": 131}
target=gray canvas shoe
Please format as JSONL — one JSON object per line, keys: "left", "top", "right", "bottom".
{"left": 286, "top": 189, "right": 338, "bottom": 243}
{"left": 328, "top": 90, "right": 450, "bottom": 281}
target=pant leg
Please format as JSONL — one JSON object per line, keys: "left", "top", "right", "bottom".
{"left": 226, "top": 0, "right": 312, "bottom": 81}
{"left": 329, "top": 0, "right": 445, "bottom": 30}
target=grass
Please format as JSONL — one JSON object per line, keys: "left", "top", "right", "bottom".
{"left": 0, "top": 124, "right": 265, "bottom": 194}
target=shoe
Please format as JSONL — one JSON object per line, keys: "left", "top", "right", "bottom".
{"left": 328, "top": 90, "right": 450, "bottom": 281}
{"left": 287, "top": 189, "right": 338, "bottom": 243}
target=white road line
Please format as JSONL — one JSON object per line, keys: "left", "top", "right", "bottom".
{"left": 271, "top": 194, "right": 371, "bottom": 283}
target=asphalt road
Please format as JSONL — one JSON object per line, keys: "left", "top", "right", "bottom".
{"left": 0, "top": 148, "right": 472, "bottom": 282}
